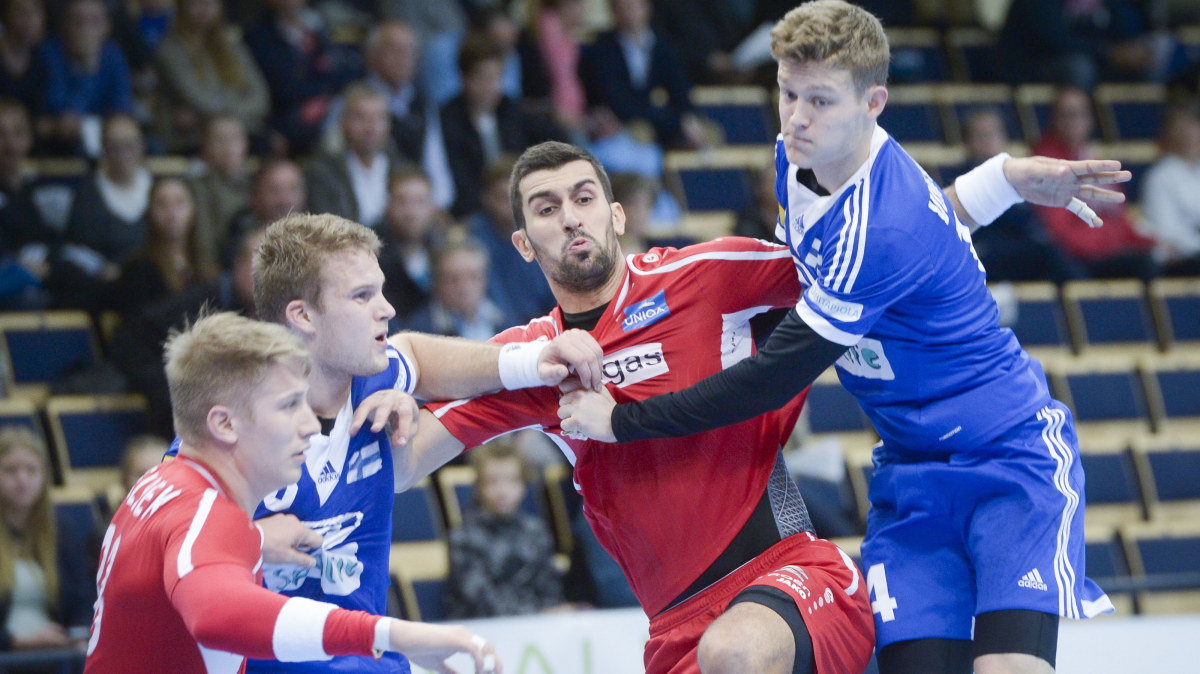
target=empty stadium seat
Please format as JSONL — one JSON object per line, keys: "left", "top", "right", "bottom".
{"left": 945, "top": 28, "right": 999, "bottom": 83}
{"left": 806, "top": 369, "right": 874, "bottom": 436}
{"left": 1062, "top": 280, "right": 1158, "bottom": 353}
{"left": 886, "top": 28, "right": 950, "bottom": 83}
{"left": 1120, "top": 520, "right": 1200, "bottom": 614}
{"left": 663, "top": 147, "right": 768, "bottom": 213}
{"left": 1084, "top": 524, "right": 1136, "bottom": 615}
{"left": 1148, "top": 278, "right": 1200, "bottom": 350}
{"left": 45, "top": 394, "right": 148, "bottom": 492}
{"left": 1049, "top": 353, "right": 1152, "bottom": 445}
{"left": 0, "top": 310, "right": 100, "bottom": 403}
{"left": 1094, "top": 83, "right": 1167, "bottom": 143}
{"left": 1079, "top": 436, "right": 1147, "bottom": 527}
{"left": 1003, "top": 282, "right": 1072, "bottom": 361}
{"left": 392, "top": 478, "right": 446, "bottom": 543}
{"left": 881, "top": 85, "right": 947, "bottom": 143}
{"left": 690, "top": 86, "right": 775, "bottom": 146}
{"left": 1140, "top": 351, "right": 1200, "bottom": 436}
{"left": 389, "top": 540, "right": 449, "bottom": 622}
{"left": 1132, "top": 431, "right": 1200, "bottom": 521}
{"left": 1014, "top": 84, "right": 1061, "bottom": 145}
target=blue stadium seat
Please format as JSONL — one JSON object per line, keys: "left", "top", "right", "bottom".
{"left": 1095, "top": 84, "right": 1166, "bottom": 143}
{"left": 1078, "top": 437, "right": 1146, "bottom": 526}
{"left": 0, "top": 311, "right": 99, "bottom": 401}
{"left": 690, "top": 86, "right": 774, "bottom": 146}
{"left": 435, "top": 463, "right": 547, "bottom": 531}
{"left": 45, "top": 394, "right": 148, "bottom": 493}
{"left": 807, "top": 370, "right": 873, "bottom": 435}
{"left": 1120, "top": 521, "right": 1200, "bottom": 614}
{"left": 886, "top": 28, "right": 950, "bottom": 83}
{"left": 1050, "top": 354, "right": 1152, "bottom": 444}
{"left": 389, "top": 541, "right": 449, "bottom": 621}
{"left": 936, "top": 84, "right": 1021, "bottom": 146}
{"left": 1003, "top": 282, "right": 1072, "bottom": 360}
{"left": 1141, "top": 352, "right": 1200, "bottom": 435}
{"left": 1149, "top": 278, "right": 1200, "bottom": 349}
{"left": 1132, "top": 432, "right": 1200, "bottom": 521}
{"left": 392, "top": 478, "right": 445, "bottom": 542}
{"left": 881, "top": 85, "right": 947, "bottom": 143}
{"left": 946, "top": 28, "right": 1000, "bottom": 83}
{"left": 1014, "top": 84, "right": 1060, "bottom": 145}
{"left": 1062, "top": 280, "right": 1158, "bottom": 353}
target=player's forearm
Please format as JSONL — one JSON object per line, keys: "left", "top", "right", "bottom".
{"left": 174, "top": 569, "right": 379, "bottom": 661}
{"left": 398, "top": 332, "right": 505, "bottom": 400}
{"left": 943, "top": 184, "right": 983, "bottom": 233}
{"left": 611, "top": 309, "right": 846, "bottom": 441}
{"left": 393, "top": 410, "right": 465, "bottom": 492}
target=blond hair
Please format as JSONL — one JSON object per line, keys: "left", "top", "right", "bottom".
{"left": 0, "top": 426, "right": 58, "bottom": 606}
{"left": 164, "top": 312, "right": 311, "bottom": 444}
{"left": 252, "top": 213, "right": 382, "bottom": 325}
{"left": 770, "top": 0, "right": 890, "bottom": 93}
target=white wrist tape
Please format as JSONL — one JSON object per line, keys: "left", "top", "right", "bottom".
{"left": 372, "top": 617, "right": 395, "bottom": 659}
{"left": 953, "top": 152, "right": 1022, "bottom": 227}
{"left": 498, "top": 340, "right": 549, "bottom": 390}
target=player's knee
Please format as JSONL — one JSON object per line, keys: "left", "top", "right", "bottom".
{"left": 974, "top": 652, "right": 1055, "bottom": 674}
{"left": 698, "top": 604, "right": 794, "bottom": 674}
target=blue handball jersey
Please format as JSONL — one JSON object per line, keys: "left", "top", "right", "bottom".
{"left": 774, "top": 127, "right": 1051, "bottom": 455}
{"left": 168, "top": 345, "right": 416, "bottom": 673}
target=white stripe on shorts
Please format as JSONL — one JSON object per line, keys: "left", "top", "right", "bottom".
{"left": 1037, "top": 405, "right": 1081, "bottom": 619}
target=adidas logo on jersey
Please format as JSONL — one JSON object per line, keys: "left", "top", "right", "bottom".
{"left": 1018, "top": 569, "right": 1048, "bottom": 591}
{"left": 317, "top": 460, "right": 339, "bottom": 484}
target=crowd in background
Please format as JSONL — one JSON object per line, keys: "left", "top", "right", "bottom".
{"left": 0, "top": 0, "right": 1199, "bottom": 636}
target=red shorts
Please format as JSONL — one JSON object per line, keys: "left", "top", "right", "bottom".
{"left": 644, "top": 533, "right": 874, "bottom": 674}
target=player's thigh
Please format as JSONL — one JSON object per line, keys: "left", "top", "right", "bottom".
{"left": 700, "top": 596, "right": 805, "bottom": 674}
{"left": 863, "top": 459, "right": 976, "bottom": 647}
{"left": 974, "top": 653, "right": 1056, "bottom": 674}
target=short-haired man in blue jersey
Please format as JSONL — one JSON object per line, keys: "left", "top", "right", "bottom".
{"left": 171, "top": 212, "right": 602, "bottom": 674}
{"left": 558, "top": 2, "right": 1127, "bottom": 673}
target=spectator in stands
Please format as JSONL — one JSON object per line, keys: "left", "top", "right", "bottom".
{"left": 522, "top": 0, "right": 589, "bottom": 141}
{"left": 734, "top": 161, "right": 779, "bottom": 241}
{"left": 445, "top": 440, "right": 565, "bottom": 619}
{"left": 955, "top": 108, "right": 1086, "bottom": 283}
{"left": 579, "top": 0, "right": 708, "bottom": 149}
{"left": 245, "top": 0, "right": 345, "bottom": 155}
{"left": 402, "top": 234, "right": 506, "bottom": 341}
{"left": 651, "top": 0, "right": 751, "bottom": 85}
{"left": 113, "top": 227, "right": 262, "bottom": 436}
{"left": 999, "top": 0, "right": 1174, "bottom": 89}
{"left": 420, "top": 5, "right": 523, "bottom": 109}
{"left": 34, "top": 0, "right": 134, "bottom": 157}
{"left": 1033, "top": 86, "right": 1158, "bottom": 279}
{"left": 339, "top": 20, "right": 454, "bottom": 209}
{"left": 226, "top": 158, "right": 306, "bottom": 257}
{"left": 111, "top": 176, "right": 219, "bottom": 315}
{"left": 1141, "top": 101, "right": 1200, "bottom": 276}
{"left": 378, "top": 166, "right": 443, "bottom": 321}
{"left": 463, "top": 157, "right": 556, "bottom": 326}
{"left": 306, "top": 85, "right": 399, "bottom": 229}
{"left": 442, "top": 34, "right": 561, "bottom": 216}
{"left": 0, "top": 0, "right": 46, "bottom": 113}
{"left": 610, "top": 172, "right": 658, "bottom": 255}
{"left": 189, "top": 115, "right": 252, "bottom": 269}
{"left": 102, "top": 433, "right": 168, "bottom": 519}
{"left": 0, "top": 100, "right": 52, "bottom": 309}
{"left": 153, "top": 0, "right": 270, "bottom": 154}
{"left": 0, "top": 425, "right": 95, "bottom": 651}
{"left": 53, "top": 113, "right": 150, "bottom": 310}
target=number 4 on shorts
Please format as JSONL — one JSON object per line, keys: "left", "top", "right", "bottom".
{"left": 867, "top": 563, "right": 898, "bottom": 622}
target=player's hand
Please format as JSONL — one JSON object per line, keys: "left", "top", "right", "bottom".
{"left": 539, "top": 329, "right": 604, "bottom": 391}
{"left": 350, "top": 389, "right": 420, "bottom": 447}
{"left": 558, "top": 388, "right": 617, "bottom": 443}
{"left": 257, "top": 514, "right": 322, "bottom": 568}
{"left": 1002, "top": 156, "right": 1130, "bottom": 227}
{"left": 389, "top": 621, "right": 500, "bottom": 674}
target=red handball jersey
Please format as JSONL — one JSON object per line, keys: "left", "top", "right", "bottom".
{"left": 428, "top": 237, "right": 807, "bottom": 616}
{"left": 85, "top": 456, "right": 379, "bottom": 673}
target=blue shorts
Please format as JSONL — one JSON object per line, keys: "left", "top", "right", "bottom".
{"left": 861, "top": 400, "right": 1114, "bottom": 649}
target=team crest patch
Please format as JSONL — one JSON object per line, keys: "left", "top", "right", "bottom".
{"left": 622, "top": 289, "right": 671, "bottom": 332}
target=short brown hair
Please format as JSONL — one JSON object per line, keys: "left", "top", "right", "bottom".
{"left": 509, "top": 141, "right": 613, "bottom": 231}
{"left": 770, "top": 0, "right": 890, "bottom": 93}
{"left": 468, "top": 439, "right": 532, "bottom": 485}
{"left": 253, "top": 213, "right": 382, "bottom": 325}
{"left": 164, "top": 312, "right": 310, "bottom": 444}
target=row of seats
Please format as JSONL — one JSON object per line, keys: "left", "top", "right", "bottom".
{"left": 691, "top": 80, "right": 1175, "bottom": 150}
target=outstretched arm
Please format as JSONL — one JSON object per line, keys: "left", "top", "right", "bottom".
{"left": 946, "top": 154, "right": 1130, "bottom": 232}
{"left": 389, "top": 329, "right": 604, "bottom": 401}
{"left": 559, "top": 309, "right": 845, "bottom": 442}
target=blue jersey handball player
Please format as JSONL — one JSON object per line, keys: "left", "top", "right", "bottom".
{"left": 559, "top": 3, "right": 1128, "bottom": 674}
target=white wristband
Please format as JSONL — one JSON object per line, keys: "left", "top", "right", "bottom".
{"left": 498, "top": 340, "right": 549, "bottom": 390}
{"left": 953, "top": 152, "right": 1022, "bottom": 227}
{"left": 373, "top": 617, "right": 395, "bottom": 659}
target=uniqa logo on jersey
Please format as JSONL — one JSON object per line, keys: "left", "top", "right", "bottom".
{"left": 621, "top": 289, "right": 671, "bottom": 332}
